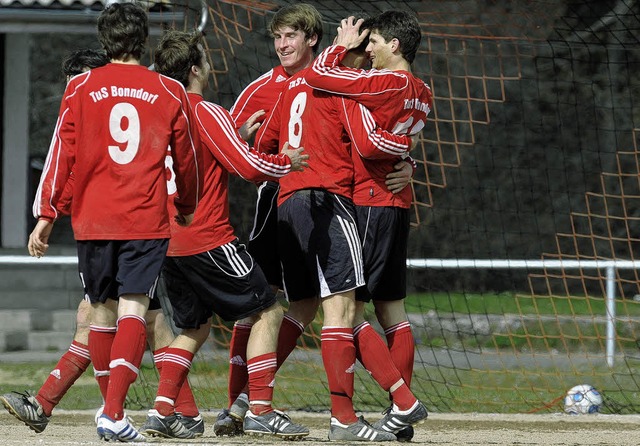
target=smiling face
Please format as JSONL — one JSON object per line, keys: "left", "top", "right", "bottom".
{"left": 366, "top": 31, "right": 396, "bottom": 70}
{"left": 272, "top": 26, "right": 317, "bottom": 75}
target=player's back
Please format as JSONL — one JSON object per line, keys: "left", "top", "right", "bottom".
{"left": 64, "top": 63, "right": 195, "bottom": 240}
{"left": 259, "top": 69, "right": 354, "bottom": 206}
{"left": 352, "top": 72, "right": 432, "bottom": 208}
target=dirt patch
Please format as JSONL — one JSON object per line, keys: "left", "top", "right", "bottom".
{"left": 1, "top": 410, "right": 640, "bottom": 445}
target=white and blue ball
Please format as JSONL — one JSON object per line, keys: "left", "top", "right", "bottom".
{"left": 564, "top": 384, "right": 603, "bottom": 414}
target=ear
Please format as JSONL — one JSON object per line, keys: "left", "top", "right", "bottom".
{"left": 190, "top": 64, "right": 199, "bottom": 76}
{"left": 307, "top": 33, "right": 318, "bottom": 48}
{"left": 390, "top": 38, "right": 400, "bottom": 53}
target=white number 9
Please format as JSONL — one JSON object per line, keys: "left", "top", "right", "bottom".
{"left": 108, "top": 102, "right": 140, "bottom": 164}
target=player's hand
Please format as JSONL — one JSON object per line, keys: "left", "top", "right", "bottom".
{"left": 175, "top": 213, "right": 194, "bottom": 227}
{"left": 281, "top": 142, "right": 309, "bottom": 172}
{"left": 239, "top": 110, "right": 266, "bottom": 143}
{"left": 336, "top": 16, "right": 369, "bottom": 50}
{"left": 28, "top": 219, "right": 53, "bottom": 258}
{"left": 385, "top": 160, "right": 413, "bottom": 194}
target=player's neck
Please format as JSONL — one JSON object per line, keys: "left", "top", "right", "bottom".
{"left": 111, "top": 56, "right": 140, "bottom": 65}
{"left": 284, "top": 53, "right": 314, "bottom": 76}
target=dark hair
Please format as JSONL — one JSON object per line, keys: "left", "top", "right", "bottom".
{"left": 154, "top": 30, "right": 205, "bottom": 88}
{"left": 97, "top": 3, "right": 148, "bottom": 61}
{"left": 352, "top": 14, "right": 375, "bottom": 54}
{"left": 372, "top": 10, "right": 421, "bottom": 64}
{"left": 269, "top": 3, "right": 323, "bottom": 53}
{"left": 62, "top": 49, "right": 110, "bottom": 77}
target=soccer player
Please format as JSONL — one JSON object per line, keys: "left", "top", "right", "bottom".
{"left": 140, "top": 30, "right": 309, "bottom": 440}
{"left": 252, "top": 19, "right": 417, "bottom": 442}
{"left": 0, "top": 47, "right": 203, "bottom": 438}
{"left": 304, "top": 11, "right": 434, "bottom": 439}
{"left": 27, "top": 3, "right": 201, "bottom": 442}
{"left": 219, "top": 3, "right": 324, "bottom": 434}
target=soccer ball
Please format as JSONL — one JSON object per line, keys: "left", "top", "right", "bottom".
{"left": 563, "top": 384, "right": 603, "bottom": 414}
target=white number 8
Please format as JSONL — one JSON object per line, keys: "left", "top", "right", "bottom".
{"left": 108, "top": 102, "right": 140, "bottom": 164}
{"left": 288, "top": 92, "right": 307, "bottom": 148}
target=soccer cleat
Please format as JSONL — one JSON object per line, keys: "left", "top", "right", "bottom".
{"left": 243, "top": 409, "right": 309, "bottom": 440}
{"left": 229, "top": 393, "right": 250, "bottom": 422}
{"left": 177, "top": 413, "right": 205, "bottom": 437}
{"left": 214, "top": 408, "right": 243, "bottom": 436}
{"left": 139, "top": 409, "right": 195, "bottom": 439}
{"left": 0, "top": 391, "right": 49, "bottom": 433}
{"left": 328, "top": 416, "right": 396, "bottom": 442}
{"left": 372, "top": 401, "right": 428, "bottom": 435}
{"left": 96, "top": 413, "right": 145, "bottom": 442}
{"left": 396, "top": 425, "right": 415, "bottom": 442}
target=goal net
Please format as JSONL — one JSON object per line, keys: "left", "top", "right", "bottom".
{"left": 124, "top": 0, "right": 640, "bottom": 414}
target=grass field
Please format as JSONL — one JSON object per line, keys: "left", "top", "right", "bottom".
{"left": 2, "top": 292, "right": 639, "bottom": 417}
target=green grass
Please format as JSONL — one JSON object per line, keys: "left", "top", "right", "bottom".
{"left": 3, "top": 355, "right": 640, "bottom": 415}
{"left": 404, "top": 291, "right": 640, "bottom": 317}
{"left": 3, "top": 292, "right": 640, "bottom": 416}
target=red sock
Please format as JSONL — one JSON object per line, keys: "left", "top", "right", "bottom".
{"left": 36, "top": 341, "right": 91, "bottom": 416}
{"left": 103, "top": 315, "right": 147, "bottom": 420}
{"left": 355, "top": 322, "right": 416, "bottom": 411}
{"left": 385, "top": 321, "right": 415, "bottom": 387}
{"left": 247, "top": 352, "right": 277, "bottom": 415}
{"left": 88, "top": 325, "right": 117, "bottom": 401}
{"left": 153, "top": 347, "right": 194, "bottom": 416}
{"left": 228, "top": 323, "right": 252, "bottom": 407}
{"left": 154, "top": 347, "right": 199, "bottom": 418}
{"left": 276, "top": 314, "right": 305, "bottom": 369}
{"left": 321, "top": 327, "right": 357, "bottom": 424}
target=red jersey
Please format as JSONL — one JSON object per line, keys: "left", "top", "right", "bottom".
{"left": 307, "top": 45, "right": 434, "bottom": 208}
{"left": 229, "top": 65, "right": 291, "bottom": 129}
{"left": 255, "top": 69, "right": 412, "bottom": 206}
{"left": 167, "top": 93, "right": 294, "bottom": 256}
{"left": 33, "top": 63, "right": 201, "bottom": 240}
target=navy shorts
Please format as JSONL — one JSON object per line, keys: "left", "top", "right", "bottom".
{"left": 77, "top": 239, "right": 169, "bottom": 305}
{"left": 355, "top": 206, "right": 409, "bottom": 302}
{"left": 162, "top": 239, "right": 277, "bottom": 329}
{"left": 278, "top": 189, "right": 365, "bottom": 301}
{"left": 248, "top": 181, "right": 282, "bottom": 288}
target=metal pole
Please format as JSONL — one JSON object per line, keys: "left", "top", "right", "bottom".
{"left": 605, "top": 265, "right": 616, "bottom": 367}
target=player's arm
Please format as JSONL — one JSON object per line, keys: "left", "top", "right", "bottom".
{"left": 167, "top": 85, "right": 203, "bottom": 223}
{"left": 307, "top": 45, "right": 409, "bottom": 106}
{"left": 340, "top": 97, "right": 412, "bottom": 159}
{"left": 196, "top": 102, "right": 306, "bottom": 182}
{"left": 30, "top": 84, "right": 77, "bottom": 256}
{"left": 33, "top": 90, "right": 76, "bottom": 223}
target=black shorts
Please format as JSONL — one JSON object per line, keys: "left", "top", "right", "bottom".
{"left": 355, "top": 206, "right": 409, "bottom": 302}
{"left": 248, "top": 181, "right": 282, "bottom": 288}
{"left": 278, "top": 189, "right": 365, "bottom": 301}
{"left": 77, "top": 239, "right": 168, "bottom": 305}
{"left": 162, "top": 239, "right": 277, "bottom": 329}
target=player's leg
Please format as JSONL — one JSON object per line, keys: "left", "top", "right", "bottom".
{"left": 0, "top": 299, "right": 92, "bottom": 433}
{"left": 226, "top": 181, "right": 282, "bottom": 408}
{"left": 275, "top": 297, "right": 320, "bottom": 368}
{"left": 146, "top": 304, "right": 201, "bottom": 434}
{"left": 142, "top": 325, "right": 208, "bottom": 440}
{"left": 94, "top": 239, "right": 167, "bottom": 442}
{"left": 140, "top": 254, "right": 212, "bottom": 439}
{"left": 36, "top": 299, "right": 93, "bottom": 417}
{"left": 356, "top": 206, "right": 426, "bottom": 436}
